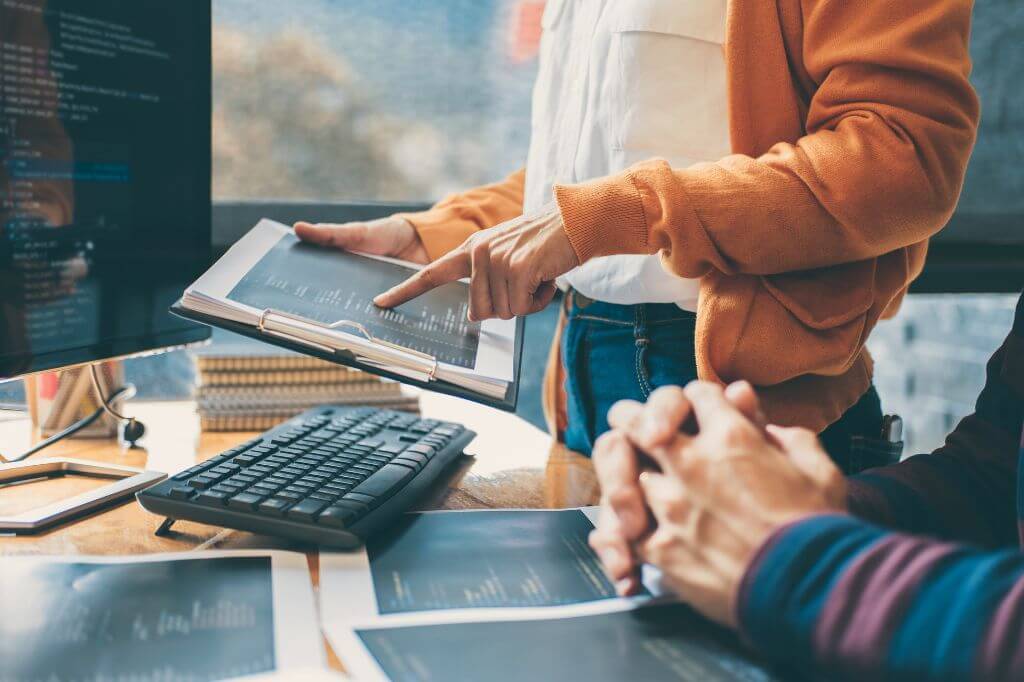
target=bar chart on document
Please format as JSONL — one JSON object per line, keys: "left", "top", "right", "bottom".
{"left": 366, "top": 510, "right": 630, "bottom": 614}
{"left": 227, "top": 232, "right": 480, "bottom": 368}
{"left": 0, "top": 556, "right": 277, "bottom": 681}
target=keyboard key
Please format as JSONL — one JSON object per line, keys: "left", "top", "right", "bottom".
{"left": 188, "top": 475, "right": 216, "bottom": 489}
{"left": 378, "top": 443, "right": 406, "bottom": 455}
{"left": 406, "top": 444, "right": 437, "bottom": 458}
{"left": 196, "top": 491, "right": 229, "bottom": 506}
{"left": 276, "top": 491, "right": 303, "bottom": 502}
{"left": 342, "top": 492, "right": 375, "bottom": 506}
{"left": 347, "top": 464, "right": 415, "bottom": 501}
{"left": 286, "top": 499, "right": 329, "bottom": 521}
{"left": 168, "top": 485, "right": 194, "bottom": 500}
{"left": 319, "top": 502, "right": 368, "bottom": 528}
{"left": 398, "top": 433, "right": 420, "bottom": 442}
{"left": 227, "top": 493, "right": 263, "bottom": 511}
{"left": 394, "top": 452, "right": 428, "bottom": 470}
{"left": 258, "top": 498, "right": 290, "bottom": 516}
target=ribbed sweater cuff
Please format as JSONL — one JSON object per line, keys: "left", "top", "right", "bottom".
{"left": 553, "top": 170, "right": 650, "bottom": 264}
{"left": 396, "top": 209, "right": 478, "bottom": 263}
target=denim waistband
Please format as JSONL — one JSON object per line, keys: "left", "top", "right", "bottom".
{"left": 565, "top": 290, "right": 696, "bottom": 325}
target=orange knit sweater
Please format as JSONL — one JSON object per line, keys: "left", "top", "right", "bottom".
{"left": 402, "top": 0, "right": 979, "bottom": 433}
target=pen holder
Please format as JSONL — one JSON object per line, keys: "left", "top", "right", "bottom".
{"left": 25, "top": 361, "right": 124, "bottom": 438}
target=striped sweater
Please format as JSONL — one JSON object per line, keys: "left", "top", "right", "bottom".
{"left": 737, "top": 292, "right": 1024, "bottom": 681}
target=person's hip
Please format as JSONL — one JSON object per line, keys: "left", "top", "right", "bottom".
{"left": 560, "top": 291, "right": 699, "bottom": 454}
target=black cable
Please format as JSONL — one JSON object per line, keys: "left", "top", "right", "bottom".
{"left": 0, "top": 385, "right": 134, "bottom": 464}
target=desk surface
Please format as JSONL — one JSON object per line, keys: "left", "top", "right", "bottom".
{"left": 0, "top": 392, "right": 599, "bottom": 672}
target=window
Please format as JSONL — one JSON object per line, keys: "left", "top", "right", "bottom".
{"left": 211, "top": 0, "right": 541, "bottom": 202}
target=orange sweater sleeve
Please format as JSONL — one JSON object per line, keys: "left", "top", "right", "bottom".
{"left": 553, "top": 0, "right": 979, "bottom": 277}
{"left": 397, "top": 168, "right": 526, "bottom": 262}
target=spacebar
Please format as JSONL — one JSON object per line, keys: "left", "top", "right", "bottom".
{"left": 348, "top": 464, "right": 416, "bottom": 502}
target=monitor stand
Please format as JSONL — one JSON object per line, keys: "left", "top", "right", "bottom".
{"left": 0, "top": 458, "right": 165, "bottom": 533}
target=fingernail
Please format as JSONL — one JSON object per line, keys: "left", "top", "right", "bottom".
{"left": 616, "top": 579, "right": 633, "bottom": 596}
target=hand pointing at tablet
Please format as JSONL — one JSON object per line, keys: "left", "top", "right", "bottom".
{"left": 372, "top": 204, "right": 579, "bottom": 321}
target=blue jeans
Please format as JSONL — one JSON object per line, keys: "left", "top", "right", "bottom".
{"left": 560, "top": 292, "right": 885, "bottom": 473}
{"left": 562, "top": 293, "right": 699, "bottom": 454}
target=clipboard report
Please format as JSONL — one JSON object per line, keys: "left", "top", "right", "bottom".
{"left": 175, "top": 220, "right": 523, "bottom": 409}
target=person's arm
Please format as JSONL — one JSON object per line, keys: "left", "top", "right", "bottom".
{"left": 397, "top": 168, "right": 526, "bottom": 262}
{"left": 739, "top": 514, "right": 1024, "bottom": 681}
{"left": 552, "top": 0, "right": 979, "bottom": 277}
{"left": 845, "top": 302, "right": 1024, "bottom": 548}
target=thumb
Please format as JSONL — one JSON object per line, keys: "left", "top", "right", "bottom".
{"left": 766, "top": 425, "right": 843, "bottom": 492}
{"left": 294, "top": 221, "right": 371, "bottom": 251}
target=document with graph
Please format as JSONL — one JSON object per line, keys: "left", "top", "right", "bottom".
{"left": 320, "top": 509, "right": 783, "bottom": 681}
{"left": 0, "top": 551, "right": 323, "bottom": 681}
{"left": 174, "top": 219, "right": 523, "bottom": 410}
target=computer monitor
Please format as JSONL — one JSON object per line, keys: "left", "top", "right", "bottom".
{"left": 0, "top": 0, "right": 212, "bottom": 382}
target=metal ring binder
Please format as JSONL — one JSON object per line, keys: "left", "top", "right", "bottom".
{"left": 256, "top": 308, "right": 439, "bottom": 380}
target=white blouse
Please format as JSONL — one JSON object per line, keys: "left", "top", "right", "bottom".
{"left": 524, "top": 0, "right": 730, "bottom": 311}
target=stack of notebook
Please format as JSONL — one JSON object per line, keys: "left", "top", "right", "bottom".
{"left": 193, "top": 332, "right": 419, "bottom": 432}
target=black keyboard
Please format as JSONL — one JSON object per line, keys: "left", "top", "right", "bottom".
{"left": 136, "top": 405, "right": 475, "bottom": 547}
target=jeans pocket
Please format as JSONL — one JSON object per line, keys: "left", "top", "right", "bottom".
{"left": 640, "top": 321, "right": 699, "bottom": 393}
{"left": 635, "top": 337, "right": 653, "bottom": 399}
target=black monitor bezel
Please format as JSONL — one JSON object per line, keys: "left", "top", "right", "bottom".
{"left": 0, "top": 0, "right": 213, "bottom": 382}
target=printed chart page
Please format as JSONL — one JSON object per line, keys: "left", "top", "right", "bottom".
{"left": 224, "top": 225, "right": 514, "bottom": 381}
{"left": 321, "top": 509, "right": 785, "bottom": 682}
{"left": 321, "top": 509, "right": 641, "bottom": 626}
{"left": 348, "top": 604, "right": 786, "bottom": 682}
{"left": 0, "top": 551, "right": 323, "bottom": 682}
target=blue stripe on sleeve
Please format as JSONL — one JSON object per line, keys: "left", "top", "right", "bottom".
{"left": 886, "top": 547, "right": 1024, "bottom": 680}
{"left": 738, "top": 514, "right": 887, "bottom": 667}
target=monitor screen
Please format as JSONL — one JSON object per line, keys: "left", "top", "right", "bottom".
{"left": 0, "top": 0, "right": 211, "bottom": 380}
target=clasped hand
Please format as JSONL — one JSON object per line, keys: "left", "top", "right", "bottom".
{"left": 590, "top": 382, "right": 847, "bottom": 627}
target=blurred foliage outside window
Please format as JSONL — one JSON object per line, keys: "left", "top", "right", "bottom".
{"left": 211, "top": 0, "right": 541, "bottom": 203}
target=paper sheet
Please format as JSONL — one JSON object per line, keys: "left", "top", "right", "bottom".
{"left": 187, "top": 219, "right": 516, "bottom": 384}
{"left": 319, "top": 508, "right": 671, "bottom": 679}
{"left": 0, "top": 550, "right": 325, "bottom": 681}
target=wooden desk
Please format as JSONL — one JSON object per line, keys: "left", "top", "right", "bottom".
{"left": 0, "top": 392, "right": 599, "bottom": 671}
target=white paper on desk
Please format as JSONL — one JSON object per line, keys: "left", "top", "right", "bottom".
{"left": 319, "top": 507, "right": 668, "bottom": 677}
{"left": 0, "top": 550, "right": 325, "bottom": 679}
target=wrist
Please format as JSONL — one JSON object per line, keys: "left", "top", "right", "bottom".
{"left": 553, "top": 170, "right": 650, "bottom": 264}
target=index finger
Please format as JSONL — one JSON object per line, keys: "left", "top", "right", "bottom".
{"left": 373, "top": 250, "right": 469, "bottom": 308}
{"left": 592, "top": 430, "right": 650, "bottom": 542}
